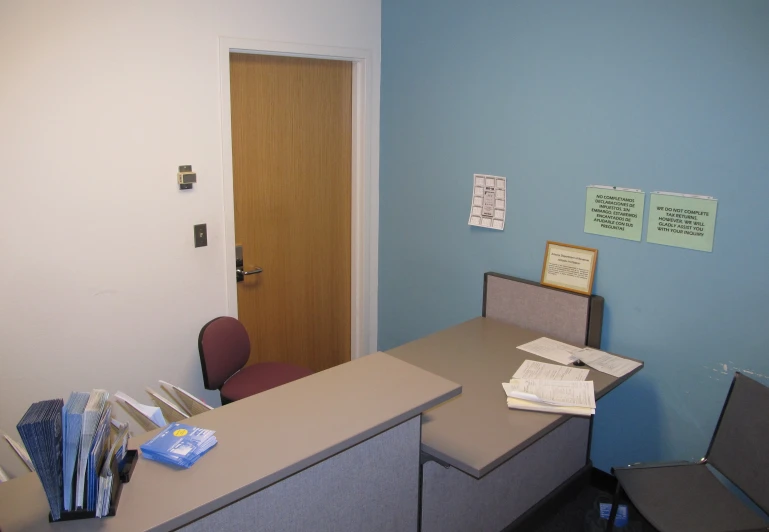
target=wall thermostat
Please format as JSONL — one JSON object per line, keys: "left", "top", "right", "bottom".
{"left": 178, "top": 165, "right": 196, "bottom": 190}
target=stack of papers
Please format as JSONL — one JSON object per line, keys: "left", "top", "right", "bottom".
{"left": 146, "top": 388, "right": 189, "bottom": 423}
{"left": 16, "top": 399, "right": 65, "bottom": 520}
{"left": 95, "top": 422, "right": 129, "bottom": 518}
{"left": 13, "top": 390, "right": 135, "bottom": 519}
{"left": 517, "top": 338, "right": 642, "bottom": 378}
{"left": 3, "top": 432, "right": 35, "bottom": 471}
{"left": 76, "top": 390, "right": 108, "bottom": 510}
{"left": 159, "top": 381, "right": 213, "bottom": 416}
{"left": 140, "top": 423, "right": 217, "bottom": 468}
{"left": 86, "top": 403, "right": 113, "bottom": 511}
{"left": 62, "top": 392, "right": 89, "bottom": 511}
{"left": 115, "top": 391, "right": 166, "bottom": 430}
{"left": 503, "top": 360, "right": 596, "bottom": 416}
{"left": 570, "top": 348, "right": 642, "bottom": 378}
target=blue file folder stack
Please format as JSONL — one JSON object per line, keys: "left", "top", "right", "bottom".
{"left": 62, "top": 392, "right": 89, "bottom": 512}
{"left": 140, "top": 423, "right": 217, "bottom": 468}
{"left": 16, "top": 399, "right": 65, "bottom": 521}
{"left": 15, "top": 390, "right": 132, "bottom": 521}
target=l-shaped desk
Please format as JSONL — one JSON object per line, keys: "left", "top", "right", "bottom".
{"left": 0, "top": 353, "right": 461, "bottom": 532}
{"left": 0, "top": 274, "right": 643, "bottom": 532}
{"left": 388, "top": 316, "right": 643, "bottom": 532}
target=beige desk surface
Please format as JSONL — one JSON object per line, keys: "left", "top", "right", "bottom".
{"left": 0, "top": 352, "right": 460, "bottom": 532}
{"left": 387, "top": 317, "right": 643, "bottom": 478}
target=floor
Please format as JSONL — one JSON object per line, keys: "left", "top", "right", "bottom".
{"left": 530, "top": 484, "right": 655, "bottom": 532}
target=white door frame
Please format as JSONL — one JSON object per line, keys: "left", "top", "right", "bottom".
{"left": 218, "top": 37, "right": 375, "bottom": 360}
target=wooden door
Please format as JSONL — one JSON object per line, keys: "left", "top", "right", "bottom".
{"left": 229, "top": 53, "right": 351, "bottom": 372}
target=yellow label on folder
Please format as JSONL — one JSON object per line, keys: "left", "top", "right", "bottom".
{"left": 173, "top": 429, "right": 188, "bottom": 437}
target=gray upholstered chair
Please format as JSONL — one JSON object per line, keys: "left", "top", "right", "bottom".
{"left": 198, "top": 316, "right": 313, "bottom": 405}
{"left": 607, "top": 372, "right": 769, "bottom": 532}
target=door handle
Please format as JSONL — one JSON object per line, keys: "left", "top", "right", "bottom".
{"left": 235, "top": 245, "right": 262, "bottom": 283}
{"left": 236, "top": 266, "right": 262, "bottom": 282}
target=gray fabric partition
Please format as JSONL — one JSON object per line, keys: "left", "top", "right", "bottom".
{"left": 421, "top": 416, "right": 590, "bottom": 532}
{"left": 707, "top": 373, "right": 769, "bottom": 514}
{"left": 484, "top": 274, "right": 594, "bottom": 347}
{"left": 180, "top": 416, "right": 420, "bottom": 532}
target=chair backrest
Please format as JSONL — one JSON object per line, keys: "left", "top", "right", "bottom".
{"left": 706, "top": 372, "right": 769, "bottom": 514}
{"left": 482, "top": 272, "right": 604, "bottom": 348}
{"left": 198, "top": 317, "right": 251, "bottom": 390}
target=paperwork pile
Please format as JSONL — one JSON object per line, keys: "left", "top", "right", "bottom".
{"left": 14, "top": 389, "right": 131, "bottom": 520}
{"left": 503, "top": 360, "right": 596, "bottom": 416}
{"left": 517, "top": 338, "right": 642, "bottom": 377}
{"left": 140, "top": 423, "right": 217, "bottom": 468}
{"left": 16, "top": 399, "right": 65, "bottom": 520}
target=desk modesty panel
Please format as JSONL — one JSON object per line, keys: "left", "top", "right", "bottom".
{"left": 483, "top": 272, "right": 604, "bottom": 349}
{"left": 387, "top": 317, "right": 644, "bottom": 478}
{"left": 0, "top": 353, "right": 461, "bottom": 532}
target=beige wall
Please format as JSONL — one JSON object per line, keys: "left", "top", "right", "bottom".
{"left": 0, "top": 0, "right": 381, "bottom": 478}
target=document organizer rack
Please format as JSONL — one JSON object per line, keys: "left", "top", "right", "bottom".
{"left": 49, "top": 449, "right": 138, "bottom": 522}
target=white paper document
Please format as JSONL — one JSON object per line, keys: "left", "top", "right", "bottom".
{"left": 513, "top": 360, "right": 589, "bottom": 381}
{"left": 516, "top": 337, "right": 580, "bottom": 365}
{"left": 573, "top": 348, "right": 642, "bottom": 378}
{"left": 503, "top": 379, "right": 596, "bottom": 409}
{"left": 115, "top": 392, "right": 167, "bottom": 427}
{"left": 468, "top": 174, "right": 506, "bottom": 230}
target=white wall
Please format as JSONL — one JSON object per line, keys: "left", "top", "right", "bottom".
{"left": 0, "top": 0, "right": 380, "bottom": 478}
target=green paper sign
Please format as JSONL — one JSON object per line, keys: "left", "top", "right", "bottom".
{"left": 646, "top": 193, "right": 717, "bottom": 252}
{"left": 584, "top": 187, "right": 645, "bottom": 241}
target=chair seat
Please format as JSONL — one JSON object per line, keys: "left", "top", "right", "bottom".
{"left": 220, "top": 362, "right": 314, "bottom": 402}
{"left": 614, "top": 463, "right": 769, "bottom": 532}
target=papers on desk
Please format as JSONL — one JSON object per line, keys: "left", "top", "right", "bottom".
{"left": 572, "top": 348, "right": 642, "bottom": 378}
{"left": 518, "top": 338, "right": 642, "bottom": 378}
{"left": 159, "top": 380, "right": 213, "bottom": 417}
{"left": 86, "top": 403, "right": 113, "bottom": 512}
{"left": 13, "top": 389, "right": 134, "bottom": 520}
{"left": 140, "top": 423, "right": 217, "bottom": 469}
{"left": 503, "top": 380, "right": 596, "bottom": 416}
{"left": 62, "top": 392, "right": 89, "bottom": 511}
{"left": 504, "top": 359, "right": 596, "bottom": 417}
{"left": 115, "top": 391, "right": 166, "bottom": 429}
{"left": 513, "top": 360, "right": 589, "bottom": 381}
{"left": 95, "top": 422, "right": 129, "bottom": 518}
{"left": 16, "top": 399, "right": 65, "bottom": 520}
{"left": 3, "top": 432, "right": 35, "bottom": 471}
{"left": 516, "top": 338, "right": 580, "bottom": 365}
{"left": 503, "top": 380, "right": 595, "bottom": 409}
{"left": 76, "top": 390, "right": 108, "bottom": 510}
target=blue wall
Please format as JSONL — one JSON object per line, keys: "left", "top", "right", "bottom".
{"left": 379, "top": 0, "right": 769, "bottom": 471}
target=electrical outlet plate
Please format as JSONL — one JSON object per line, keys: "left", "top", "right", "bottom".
{"left": 179, "top": 165, "right": 194, "bottom": 190}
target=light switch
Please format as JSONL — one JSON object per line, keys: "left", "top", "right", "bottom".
{"left": 194, "top": 224, "right": 207, "bottom": 248}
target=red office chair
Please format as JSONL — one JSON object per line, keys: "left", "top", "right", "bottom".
{"left": 198, "top": 317, "right": 313, "bottom": 405}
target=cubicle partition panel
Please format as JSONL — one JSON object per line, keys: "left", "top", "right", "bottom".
{"left": 483, "top": 272, "right": 604, "bottom": 348}
{"left": 180, "top": 416, "right": 421, "bottom": 532}
{"left": 421, "top": 417, "right": 590, "bottom": 532}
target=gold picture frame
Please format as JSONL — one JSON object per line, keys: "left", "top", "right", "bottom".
{"left": 540, "top": 241, "right": 598, "bottom": 295}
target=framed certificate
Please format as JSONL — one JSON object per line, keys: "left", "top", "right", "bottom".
{"left": 540, "top": 241, "right": 598, "bottom": 295}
